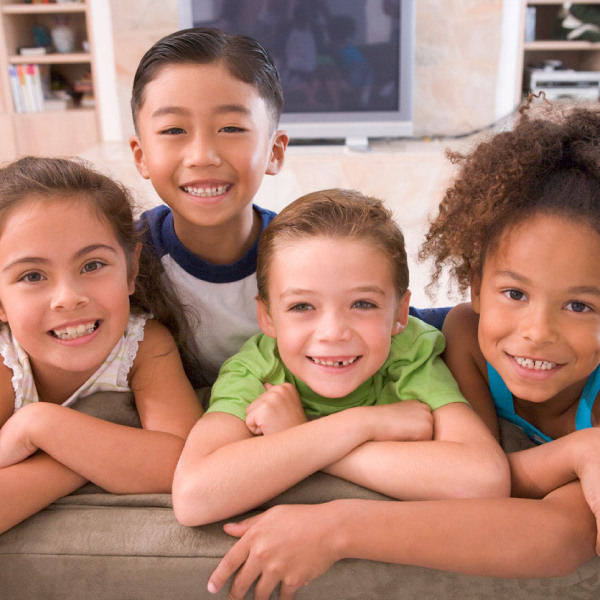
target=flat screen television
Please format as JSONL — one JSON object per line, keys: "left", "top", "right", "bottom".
{"left": 177, "top": 0, "right": 415, "bottom": 144}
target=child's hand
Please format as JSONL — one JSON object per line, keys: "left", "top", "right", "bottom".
{"left": 245, "top": 383, "right": 307, "bottom": 436}
{"left": 0, "top": 403, "right": 41, "bottom": 468}
{"left": 208, "top": 503, "right": 339, "bottom": 600}
{"left": 574, "top": 453, "right": 600, "bottom": 554}
{"left": 366, "top": 401, "right": 433, "bottom": 442}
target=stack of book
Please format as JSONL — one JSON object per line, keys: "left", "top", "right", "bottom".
{"left": 8, "top": 64, "right": 45, "bottom": 113}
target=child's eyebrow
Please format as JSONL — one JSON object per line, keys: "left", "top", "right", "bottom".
{"left": 151, "top": 106, "right": 189, "bottom": 119}
{"left": 279, "top": 286, "right": 387, "bottom": 299}
{"left": 279, "top": 288, "right": 312, "bottom": 299}
{"left": 214, "top": 104, "right": 252, "bottom": 116}
{"left": 74, "top": 244, "right": 119, "bottom": 258}
{"left": 495, "top": 270, "right": 528, "bottom": 282}
{"left": 568, "top": 285, "right": 600, "bottom": 296}
{"left": 150, "top": 105, "right": 252, "bottom": 119}
{"left": 3, "top": 244, "right": 118, "bottom": 271}
{"left": 352, "top": 285, "right": 387, "bottom": 295}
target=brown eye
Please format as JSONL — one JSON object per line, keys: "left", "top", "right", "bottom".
{"left": 81, "top": 261, "right": 104, "bottom": 273}
{"left": 20, "top": 272, "right": 43, "bottom": 283}
{"left": 567, "top": 301, "right": 590, "bottom": 313}
{"left": 503, "top": 289, "right": 525, "bottom": 301}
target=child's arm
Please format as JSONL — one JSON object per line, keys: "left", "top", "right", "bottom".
{"left": 0, "top": 363, "right": 86, "bottom": 534}
{"left": 172, "top": 398, "right": 433, "bottom": 527}
{"left": 0, "top": 321, "right": 203, "bottom": 493}
{"left": 320, "top": 401, "right": 509, "bottom": 500}
{"left": 0, "top": 452, "right": 86, "bottom": 534}
{"left": 208, "top": 481, "right": 595, "bottom": 599}
{"left": 505, "top": 428, "right": 600, "bottom": 551}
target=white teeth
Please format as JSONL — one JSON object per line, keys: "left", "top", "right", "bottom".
{"left": 183, "top": 184, "right": 230, "bottom": 197}
{"left": 52, "top": 321, "right": 97, "bottom": 340}
{"left": 311, "top": 357, "right": 358, "bottom": 367}
{"left": 513, "top": 356, "right": 557, "bottom": 371}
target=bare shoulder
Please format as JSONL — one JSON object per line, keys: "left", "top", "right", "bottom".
{"left": 442, "top": 303, "right": 484, "bottom": 369}
{"left": 443, "top": 302, "right": 479, "bottom": 340}
{"left": 136, "top": 319, "right": 178, "bottom": 356}
{"left": 442, "top": 303, "right": 499, "bottom": 436}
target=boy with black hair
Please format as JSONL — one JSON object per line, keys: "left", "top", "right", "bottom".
{"left": 129, "top": 27, "right": 289, "bottom": 386}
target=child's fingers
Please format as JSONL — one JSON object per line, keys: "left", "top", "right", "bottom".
{"left": 263, "top": 382, "right": 273, "bottom": 391}
{"left": 254, "top": 573, "right": 296, "bottom": 600}
{"left": 208, "top": 537, "right": 250, "bottom": 594}
{"left": 223, "top": 515, "right": 260, "bottom": 538}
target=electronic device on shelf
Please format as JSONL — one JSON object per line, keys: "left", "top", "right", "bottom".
{"left": 524, "top": 60, "right": 600, "bottom": 101}
{"left": 178, "top": 0, "right": 415, "bottom": 147}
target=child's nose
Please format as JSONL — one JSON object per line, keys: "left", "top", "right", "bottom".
{"left": 50, "top": 279, "right": 89, "bottom": 311}
{"left": 520, "top": 304, "right": 558, "bottom": 344}
{"left": 183, "top": 134, "right": 222, "bottom": 168}
{"left": 316, "top": 311, "right": 351, "bottom": 342}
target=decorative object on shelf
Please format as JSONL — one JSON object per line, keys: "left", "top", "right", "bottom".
{"left": 33, "top": 25, "right": 52, "bottom": 50}
{"left": 554, "top": 4, "right": 600, "bottom": 42}
{"left": 73, "top": 72, "right": 94, "bottom": 107}
{"left": 18, "top": 47, "right": 47, "bottom": 57}
{"left": 51, "top": 16, "right": 75, "bottom": 54}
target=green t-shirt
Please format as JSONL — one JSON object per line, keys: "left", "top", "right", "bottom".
{"left": 207, "top": 316, "right": 468, "bottom": 421}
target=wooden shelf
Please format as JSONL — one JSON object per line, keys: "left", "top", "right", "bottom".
{"left": 517, "top": 1, "right": 600, "bottom": 103}
{"left": 526, "top": 0, "right": 600, "bottom": 5}
{"left": 2, "top": 4, "right": 86, "bottom": 15}
{"left": 9, "top": 52, "right": 91, "bottom": 64}
{"left": 0, "top": 0, "right": 100, "bottom": 157}
{"left": 524, "top": 41, "right": 600, "bottom": 51}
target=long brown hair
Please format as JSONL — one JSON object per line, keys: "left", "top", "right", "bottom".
{"left": 0, "top": 156, "right": 194, "bottom": 368}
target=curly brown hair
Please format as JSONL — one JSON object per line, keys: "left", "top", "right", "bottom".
{"left": 419, "top": 100, "right": 600, "bottom": 294}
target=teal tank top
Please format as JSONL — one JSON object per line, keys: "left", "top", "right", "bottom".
{"left": 487, "top": 363, "right": 600, "bottom": 444}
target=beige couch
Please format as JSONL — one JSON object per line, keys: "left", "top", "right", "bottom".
{"left": 0, "top": 392, "right": 598, "bottom": 599}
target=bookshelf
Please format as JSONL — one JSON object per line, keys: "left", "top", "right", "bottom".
{"left": 518, "top": 1, "right": 600, "bottom": 104}
{"left": 0, "top": 0, "right": 99, "bottom": 158}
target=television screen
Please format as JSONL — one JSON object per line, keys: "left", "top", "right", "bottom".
{"left": 178, "top": 0, "right": 414, "bottom": 142}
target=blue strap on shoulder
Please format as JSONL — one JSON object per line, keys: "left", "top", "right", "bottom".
{"left": 487, "top": 363, "right": 552, "bottom": 444}
{"left": 575, "top": 364, "right": 600, "bottom": 430}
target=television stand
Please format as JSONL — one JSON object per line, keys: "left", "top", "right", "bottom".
{"left": 345, "top": 136, "right": 370, "bottom": 152}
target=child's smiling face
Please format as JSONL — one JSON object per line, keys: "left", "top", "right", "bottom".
{"left": 257, "top": 235, "right": 409, "bottom": 398}
{"left": 472, "top": 213, "right": 600, "bottom": 406}
{"left": 129, "top": 62, "right": 287, "bottom": 250}
{"left": 0, "top": 197, "right": 135, "bottom": 391}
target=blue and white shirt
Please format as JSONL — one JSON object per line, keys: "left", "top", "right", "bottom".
{"left": 139, "top": 204, "right": 276, "bottom": 386}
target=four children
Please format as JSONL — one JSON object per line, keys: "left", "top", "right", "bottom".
{"left": 1, "top": 22, "right": 599, "bottom": 599}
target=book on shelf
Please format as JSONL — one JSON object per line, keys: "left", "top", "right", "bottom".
{"left": 7, "top": 64, "right": 46, "bottom": 113}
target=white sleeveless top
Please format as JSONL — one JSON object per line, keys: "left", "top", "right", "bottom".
{"left": 0, "top": 313, "right": 148, "bottom": 411}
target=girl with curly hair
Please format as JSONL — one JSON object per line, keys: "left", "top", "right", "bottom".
{"left": 206, "top": 101, "right": 600, "bottom": 599}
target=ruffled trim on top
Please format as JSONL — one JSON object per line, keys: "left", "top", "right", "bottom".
{"left": 0, "top": 327, "right": 38, "bottom": 410}
{"left": 117, "top": 313, "right": 148, "bottom": 389}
